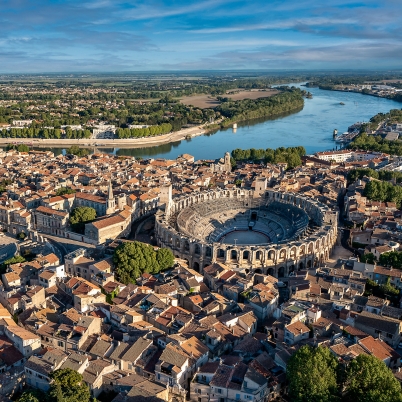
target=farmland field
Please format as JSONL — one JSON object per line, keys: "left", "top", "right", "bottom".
{"left": 180, "top": 89, "right": 279, "bottom": 108}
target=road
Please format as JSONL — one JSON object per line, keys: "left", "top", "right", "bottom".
{"left": 325, "top": 226, "right": 354, "bottom": 267}
{"left": 0, "top": 124, "right": 208, "bottom": 149}
{"left": 339, "top": 227, "right": 356, "bottom": 254}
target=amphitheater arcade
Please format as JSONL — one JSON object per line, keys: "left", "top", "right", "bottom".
{"left": 155, "top": 189, "right": 338, "bottom": 278}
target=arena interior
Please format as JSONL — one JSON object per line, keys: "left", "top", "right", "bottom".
{"left": 155, "top": 189, "right": 338, "bottom": 278}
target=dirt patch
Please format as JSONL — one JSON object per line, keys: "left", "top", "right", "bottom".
{"left": 180, "top": 95, "right": 221, "bottom": 108}
{"left": 180, "top": 89, "right": 279, "bottom": 109}
{"left": 226, "top": 89, "right": 279, "bottom": 101}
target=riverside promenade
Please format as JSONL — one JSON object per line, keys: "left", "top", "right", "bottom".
{"left": 0, "top": 124, "right": 207, "bottom": 149}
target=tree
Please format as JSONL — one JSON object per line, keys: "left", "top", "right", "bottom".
{"left": 66, "top": 145, "right": 90, "bottom": 157}
{"left": 49, "top": 368, "right": 90, "bottom": 402}
{"left": 56, "top": 187, "right": 76, "bottom": 196}
{"left": 287, "top": 345, "right": 339, "bottom": 402}
{"left": 1, "top": 255, "right": 26, "bottom": 275}
{"left": 361, "top": 253, "right": 376, "bottom": 264}
{"left": 113, "top": 241, "right": 174, "bottom": 284}
{"left": 379, "top": 251, "right": 402, "bottom": 269}
{"left": 343, "top": 354, "right": 402, "bottom": 402}
{"left": 156, "top": 247, "right": 174, "bottom": 271}
{"left": 69, "top": 207, "right": 96, "bottom": 234}
{"left": 17, "top": 144, "right": 30, "bottom": 152}
{"left": 6, "top": 143, "right": 30, "bottom": 152}
{"left": 17, "top": 389, "right": 46, "bottom": 402}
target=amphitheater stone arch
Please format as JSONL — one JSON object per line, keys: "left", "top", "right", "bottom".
{"left": 155, "top": 189, "right": 338, "bottom": 277}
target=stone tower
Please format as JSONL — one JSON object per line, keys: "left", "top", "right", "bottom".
{"left": 159, "top": 184, "right": 172, "bottom": 206}
{"left": 106, "top": 180, "right": 115, "bottom": 215}
{"left": 254, "top": 177, "right": 267, "bottom": 196}
{"left": 224, "top": 152, "right": 231, "bottom": 172}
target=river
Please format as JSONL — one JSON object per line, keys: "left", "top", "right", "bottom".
{"left": 46, "top": 84, "right": 402, "bottom": 159}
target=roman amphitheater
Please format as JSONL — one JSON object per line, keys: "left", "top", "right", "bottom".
{"left": 155, "top": 189, "right": 338, "bottom": 278}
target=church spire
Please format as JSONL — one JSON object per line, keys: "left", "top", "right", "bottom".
{"left": 107, "top": 179, "right": 113, "bottom": 200}
{"left": 106, "top": 179, "right": 115, "bottom": 215}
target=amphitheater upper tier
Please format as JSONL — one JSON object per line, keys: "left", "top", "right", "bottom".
{"left": 155, "top": 189, "right": 338, "bottom": 277}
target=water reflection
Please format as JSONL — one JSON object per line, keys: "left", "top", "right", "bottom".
{"left": 37, "top": 85, "right": 402, "bottom": 160}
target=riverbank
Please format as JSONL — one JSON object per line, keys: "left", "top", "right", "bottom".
{"left": 0, "top": 124, "right": 207, "bottom": 149}
{"left": 317, "top": 86, "right": 402, "bottom": 103}
{"left": 3, "top": 85, "right": 400, "bottom": 160}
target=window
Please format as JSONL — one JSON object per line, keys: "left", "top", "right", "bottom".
{"left": 198, "top": 389, "right": 201, "bottom": 394}
{"left": 244, "top": 381, "right": 248, "bottom": 388}
{"left": 387, "top": 333, "right": 393, "bottom": 339}
{"left": 217, "top": 388, "right": 222, "bottom": 394}
{"left": 236, "top": 394, "right": 241, "bottom": 400}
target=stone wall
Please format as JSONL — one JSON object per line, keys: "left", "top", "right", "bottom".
{"left": 155, "top": 189, "right": 338, "bottom": 277}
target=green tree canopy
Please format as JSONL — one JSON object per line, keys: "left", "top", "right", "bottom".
{"left": 69, "top": 207, "right": 96, "bottom": 234}
{"left": 156, "top": 247, "right": 175, "bottom": 271}
{"left": 363, "top": 180, "right": 402, "bottom": 207}
{"left": 361, "top": 253, "right": 376, "bottom": 265}
{"left": 17, "top": 144, "right": 30, "bottom": 152}
{"left": 113, "top": 241, "right": 174, "bottom": 284}
{"left": 231, "top": 145, "right": 305, "bottom": 169}
{"left": 17, "top": 389, "right": 45, "bottom": 402}
{"left": 6, "top": 143, "right": 30, "bottom": 152}
{"left": 66, "top": 145, "right": 90, "bottom": 157}
{"left": 56, "top": 187, "right": 76, "bottom": 196}
{"left": 343, "top": 354, "right": 402, "bottom": 402}
{"left": 3, "top": 255, "right": 26, "bottom": 265}
{"left": 379, "top": 251, "right": 402, "bottom": 269}
{"left": 287, "top": 345, "right": 339, "bottom": 402}
{"left": 49, "top": 368, "right": 91, "bottom": 402}
{"left": 1, "top": 255, "right": 26, "bottom": 275}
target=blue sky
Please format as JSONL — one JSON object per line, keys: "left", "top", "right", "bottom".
{"left": 1, "top": 0, "right": 402, "bottom": 72}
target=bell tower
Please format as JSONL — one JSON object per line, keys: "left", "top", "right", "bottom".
{"left": 106, "top": 180, "right": 115, "bottom": 215}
